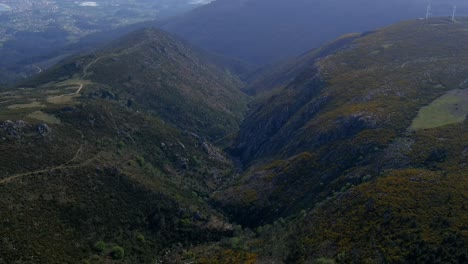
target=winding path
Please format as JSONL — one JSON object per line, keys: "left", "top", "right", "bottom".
{"left": 0, "top": 131, "right": 89, "bottom": 186}
{"left": 0, "top": 54, "right": 116, "bottom": 185}
{"left": 82, "top": 56, "right": 107, "bottom": 79}
{"left": 75, "top": 83, "right": 84, "bottom": 94}
{"left": 33, "top": 65, "right": 42, "bottom": 74}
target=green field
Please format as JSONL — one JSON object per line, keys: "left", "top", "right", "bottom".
{"left": 411, "top": 89, "right": 468, "bottom": 130}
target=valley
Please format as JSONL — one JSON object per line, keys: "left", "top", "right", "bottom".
{"left": 0, "top": 5, "right": 466, "bottom": 264}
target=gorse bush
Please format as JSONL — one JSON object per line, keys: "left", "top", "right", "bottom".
{"left": 93, "top": 241, "right": 106, "bottom": 252}
{"left": 111, "top": 246, "right": 125, "bottom": 260}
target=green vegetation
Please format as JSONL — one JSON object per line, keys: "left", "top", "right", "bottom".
{"left": 210, "top": 18, "right": 468, "bottom": 262}
{"left": 1, "top": 18, "right": 468, "bottom": 263}
{"left": 111, "top": 246, "right": 125, "bottom": 260}
{"left": 84, "top": 29, "right": 248, "bottom": 140}
{"left": 411, "top": 89, "right": 468, "bottom": 130}
{"left": 93, "top": 241, "right": 106, "bottom": 252}
{"left": 0, "top": 28, "right": 241, "bottom": 263}
{"left": 314, "top": 258, "right": 336, "bottom": 264}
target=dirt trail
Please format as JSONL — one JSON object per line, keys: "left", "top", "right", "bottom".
{"left": 82, "top": 56, "right": 107, "bottom": 79}
{"left": 75, "top": 83, "right": 84, "bottom": 94}
{"left": 0, "top": 55, "right": 114, "bottom": 186}
{"left": 0, "top": 130, "right": 89, "bottom": 186}
{"left": 33, "top": 65, "right": 42, "bottom": 74}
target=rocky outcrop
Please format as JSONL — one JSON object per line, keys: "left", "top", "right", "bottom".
{"left": 37, "top": 124, "right": 52, "bottom": 137}
{"left": 0, "top": 120, "right": 28, "bottom": 139}
{"left": 202, "top": 142, "right": 230, "bottom": 164}
{"left": 0, "top": 121, "right": 53, "bottom": 139}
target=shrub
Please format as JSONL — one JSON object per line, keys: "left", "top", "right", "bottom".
{"left": 117, "top": 141, "right": 125, "bottom": 149}
{"left": 111, "top": 246, "right": 125, "bottom": 260}
{"left": 314, "top": 258, "right": 336, "bottom": 264}
{"left": 93, "top": 241, "right": 106, "bottom": 252}
{"left": 135, "top": 156, "right": 145, "bottom": 167}
{"left": 136, "top": 234, "right": 145, "bottom": 243}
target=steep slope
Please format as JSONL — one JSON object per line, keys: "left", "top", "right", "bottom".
{"left": 0, "top": 28, "right": 246, "bottom": 263}
{"left": 162, "top": 0, "right": 468, "bottom": 65}
{"left": 207, "top": 18, "right": 468, "bottom": 262}
{"left": 242, "top": 33, "right": 362, "bottom": 95}
{"left": 0, "top": 21, "right": 156, "bottom": 86}
{"left": 21, "top": 28, "right": 248, "bottom": 140}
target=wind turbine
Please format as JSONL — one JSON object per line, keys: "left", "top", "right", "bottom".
{"left": 452, "top": 5, "right": 457, "bottom": 22}
{"left": 425, "top": 1, "right": 432, "bottom": 19}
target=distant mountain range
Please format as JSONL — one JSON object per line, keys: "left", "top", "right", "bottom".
{"left": 0, "top": 0, "right": 209, "bottom": 86}
{"left": 162, "top": 0, "right": 468, "bottom": 64}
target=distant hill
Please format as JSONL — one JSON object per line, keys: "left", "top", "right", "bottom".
{"left": 0, "top": 0, "right": 209, "bottom": 86}
{"left": 161, "top": 0, "right": 468, "bottom": 65}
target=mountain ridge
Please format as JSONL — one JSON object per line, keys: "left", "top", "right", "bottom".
{"left": 161, "top": 0, "right": 468, "bottom": 65}
{"left": 0, "top": 27, "right": 247, "bottom": 263}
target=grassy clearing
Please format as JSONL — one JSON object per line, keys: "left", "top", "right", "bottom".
{"left": 410, "top": 89, "right": 468, "bottom": 130}
{"left": 45, "top": 89, "right": 63, "bottom": 94}
{"left": 27, "top": 111, "right": 61, "bottom": 124}
{"left": 46, "top": 94, "right": 77, "bottom": 104}
{"left": 7, "top": 100, "right": 45, "bottom": 109}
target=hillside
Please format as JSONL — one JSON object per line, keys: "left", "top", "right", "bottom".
{"left": 1, "top": 14, "right": 468, "bottom": 264}
{"left": 20, "top": 28, "right": 248, "bottom": 140}
{"left": 0, "top": 0, "right": 209, "bottom": 86}
{"left": 0, "top": 28, "right": 247, "bottom": 263}
{"left": 205, "top": 18, "right": 468, "bottom": 262}
{"left": 161, "top": 0, "right": 468, "bottom": 65}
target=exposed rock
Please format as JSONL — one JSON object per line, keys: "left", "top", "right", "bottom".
{"left": 203, "top": 216, "right": 234, "bottom": 233}
{"left": 185, "top": 131, "right": 204, "bottom": 144}
{"left": 202, "top": 142, "right": 230, "bottom": 164}
{"left": 176, "top": 155, "right": 189, "bottom": 170}
{"left": 380, "top": 137, "right": 415, "bottom": 170}
{"left": 37, "top": 124, "right": 52, "bottom": 137}
{"left": 462, "top": 148, "right": 468, "bottom": 157}
{"left": 178, "top": 141, "right": 186, "bottom": 149}
{"left": 180, "top": 159, "right": 189, "bottom": 170}
{"left": 0, "top": 120, "right": 28, "bottom": 139}
{"left": 88, "top": 90, "right": 117, "bottom": 100}
{"left": 192, "top": 211, "right": 204, "bottom": 221}
{"left": 88, "top": 116, "right": 96, "bottom": 126}
{"left": 100, "top": 90, "right": 116, "bottom": 100}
